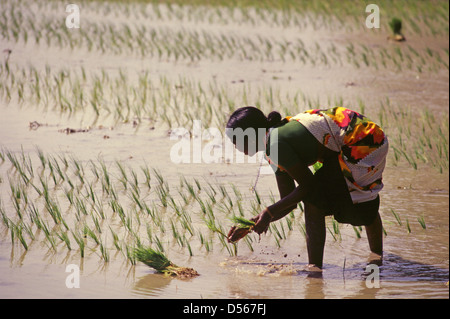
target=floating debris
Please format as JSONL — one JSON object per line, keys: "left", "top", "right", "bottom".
{"left": 29, "top": 121, "right": 46, "bottom": 130}
{"left": 58, "top": 127, "right": 89, "bottom": 134}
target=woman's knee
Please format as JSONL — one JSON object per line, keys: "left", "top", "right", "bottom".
{"left": 304, "top": 201, "right": 327, "bottom": 218}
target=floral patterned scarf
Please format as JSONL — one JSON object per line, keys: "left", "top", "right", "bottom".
{"left": 289, "top": 107, "right": 389, "bottom": 204}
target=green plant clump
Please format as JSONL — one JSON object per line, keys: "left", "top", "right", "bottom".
{"left": 134, "top": 246, "right": 199, "bottom": 278}
{"left": 389, "top": 17, "right": 403, "bottom": 35}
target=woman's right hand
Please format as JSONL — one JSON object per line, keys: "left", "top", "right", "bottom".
{"left": 251, "top": 208, "right": 272, "bottom": 234}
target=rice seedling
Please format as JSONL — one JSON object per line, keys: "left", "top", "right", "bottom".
{"left": 204, "top": 186, "right": 217, "bottom": 205}
{"left": 83, "top": 223, "right": 100, "bottom": 246}
{"left": 9, "top": 180, "right": 24, "bottom": 220}
{"left": 406, "top": 218, "right": 411, "bottom": 233}
{"left": 134, "top": 246, "right": 199, "bottom": 278}
{"left": 185, "top": 236, "right": 194, "bottom": 257}
{"left": 71, "top": 230, "right": 86, "bottom": 258}
{"left": 109, "top": 227, "right": 121, "bottom": 251}
{"left": 116, "top": 160, "right": 128, "bottom": 190}
{"left": 71, "top": 157, "right": 85, "bottom": 186}
{"left": 331, "top": 218, "right": 341, "bottom": 240}
{"left": 91, "top": 213, "right": 102, "bottom": 233}
{"left": 326, "top": 225, "right": 338, "bottom": 241}
{"left": 204, "top": 216, "right": 236, "bottom": 255}
{"left": 56, "top": 231, "right": 72, "bottom": 250}
{"left": 13, "top": 223, "right": 28, "bottom": 250}
{"left": 100, "top": 161, "right": 112, "bottom": 195}
{"left": 0, "top": 202, "right": 9, "bottom": 228}
{"left": 21, "top": 221, "right": 35, "bottom": 242}
{"left": 283, "top": 214, "right": 294, "bottom": 232}
{"left": 125, "top": 243, "right": 137, "bottom": 265}
{"left": 129, "top": 188, "right": 144, "bottom": 212}
{"left": 140, "top": 164, "right": 151, "bottom": 190}
{"left": 153, "top": 234, "right": 165, "bottom": 253}
{"left": 254, "top": 189, "right": 262, "bottom": 206}
{"left": 44, "top": 197, "right": 67, "bottom": 229}
{"left": 99, "top": 241, "right": 110, "bottom": 262}
{"left": 417, "top": 215, "right": 427, "bottom": 229}
{"left": 390, "top": 209, "right": 402, "bottom": 226}
{"left": 353, "top": 226, "right": 362, "bottom": 239}
{"left": 40, "top": 219, "right": 57, "bottom": 251}
{"left": 89, "top": 160, "right": 100, "bottom": 182}
{"left": 204, "top": 237, "right": 213, "bottom": 253}
{"left": 177, "top": 187, "right": 190, "bottom": 206}
{"left": 156, "top": 185, "right": 168, "bottom": 208}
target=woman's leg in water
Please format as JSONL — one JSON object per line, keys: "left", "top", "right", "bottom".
{"left": 304, "top": 202, "right": 327, "bottom": 269}
{"left": 365, "top": 212, "right": 383, "bottom": 257}
{"left": 305, "top": 206, "right": 383, "bottom": 268}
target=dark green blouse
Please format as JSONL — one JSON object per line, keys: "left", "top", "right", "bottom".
{"left": 265, "top": 120, "right": 318, "bottom": 174}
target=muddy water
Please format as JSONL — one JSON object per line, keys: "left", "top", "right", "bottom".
{"left": 0, "top": 1, "right": 448, "bottom": 299}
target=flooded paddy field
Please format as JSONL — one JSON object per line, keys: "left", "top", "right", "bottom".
{"left": 0, "top": 0, "right": 448, "bottom": 299}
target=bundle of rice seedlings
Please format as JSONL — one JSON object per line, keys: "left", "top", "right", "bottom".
{"left": 134, "top": 246, "right": 199, "bottom": 278}
{"left": 389, "top": 17, "right": 403, "bottom": 35}
{"left": 232, "top": 216, "right": 256, "bottom": 229}
{"left": 388, "top": 17, "right": 406, "bottom": 41}
{"left": 227, "top": 216, "right": 255, "bottom": 243}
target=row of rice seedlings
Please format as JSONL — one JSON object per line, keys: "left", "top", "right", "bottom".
{"left": 389, "top": 208, "right": 427, "bottom": 234}
{"left": 378, "top": 99, "right": 449, "bottom": 172}
{"left": 0, "top": 147, "right": 260, "bottom": 264}
{"left": 10, "top": 0, "right": 448, "bottom": 36}
{"left": 66, "top": 1, "right": 342, "bottom": 31}
{"left": 0, "top": 176, "right": 364, "bottom": 264}
{"left": 2, "top": 1, "right": 448, "bottom": 71}
{"left": 2, "top": 56, "right": 448, "bottom": 146}
{"left": 345, "top": 41, "right": 448, "bottom": 73}
{"left": 3, "top": 0, "right": 448, "bottom": 54}
{"left": 0, "top": 55, "right": 445, "bottom": 147}
{"left": 0, "top": 150, "right": 132, "bottom": 261}
{"left": 182, "top": 179, "right": 260, "bottom": 255}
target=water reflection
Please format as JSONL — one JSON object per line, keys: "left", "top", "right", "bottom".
{"left": 132, "top": 272, "right": 173, "bottom": 297}
{"left": 377, "top": 253, "right": 448, "bottom": 282}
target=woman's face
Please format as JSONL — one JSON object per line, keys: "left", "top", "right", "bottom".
{"left": 233, "top": 134, "right": 258, "bottom": 156}
{"left": 226, "top": 125, "right": 264, "bottom": 157}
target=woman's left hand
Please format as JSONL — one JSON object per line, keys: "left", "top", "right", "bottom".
{"left": 251, "top": 208, "right": 273, "bottom": 234}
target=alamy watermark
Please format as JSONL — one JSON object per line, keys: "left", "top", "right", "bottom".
{"left": 365, "top": 4, "right": 380, "bottom": 29}
{"left": 65, "top": 264, "right": 80, "bottom": 289}
{"left": 65, "top": 4, "right": 80, "bottom": 29}
{"left": 365, "top": 264, "right": 381, "bottom": 288}
{"left": 169, "top": 120, "right": 279, "bottom": 168}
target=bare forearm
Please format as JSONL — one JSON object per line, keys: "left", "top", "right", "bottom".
{"left": 267, "top": 185, "right": 306, "bottom": 221}
{"left": 253, "top": 162, "right": 315, "bottom": 235}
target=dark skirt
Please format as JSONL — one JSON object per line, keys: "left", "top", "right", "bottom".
{"left": 304, "top": 154, "right": 380, "bottom": 227}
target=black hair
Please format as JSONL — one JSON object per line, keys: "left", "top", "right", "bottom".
{"left": 226, "top": 106, "right": 285, "bottom": 130}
